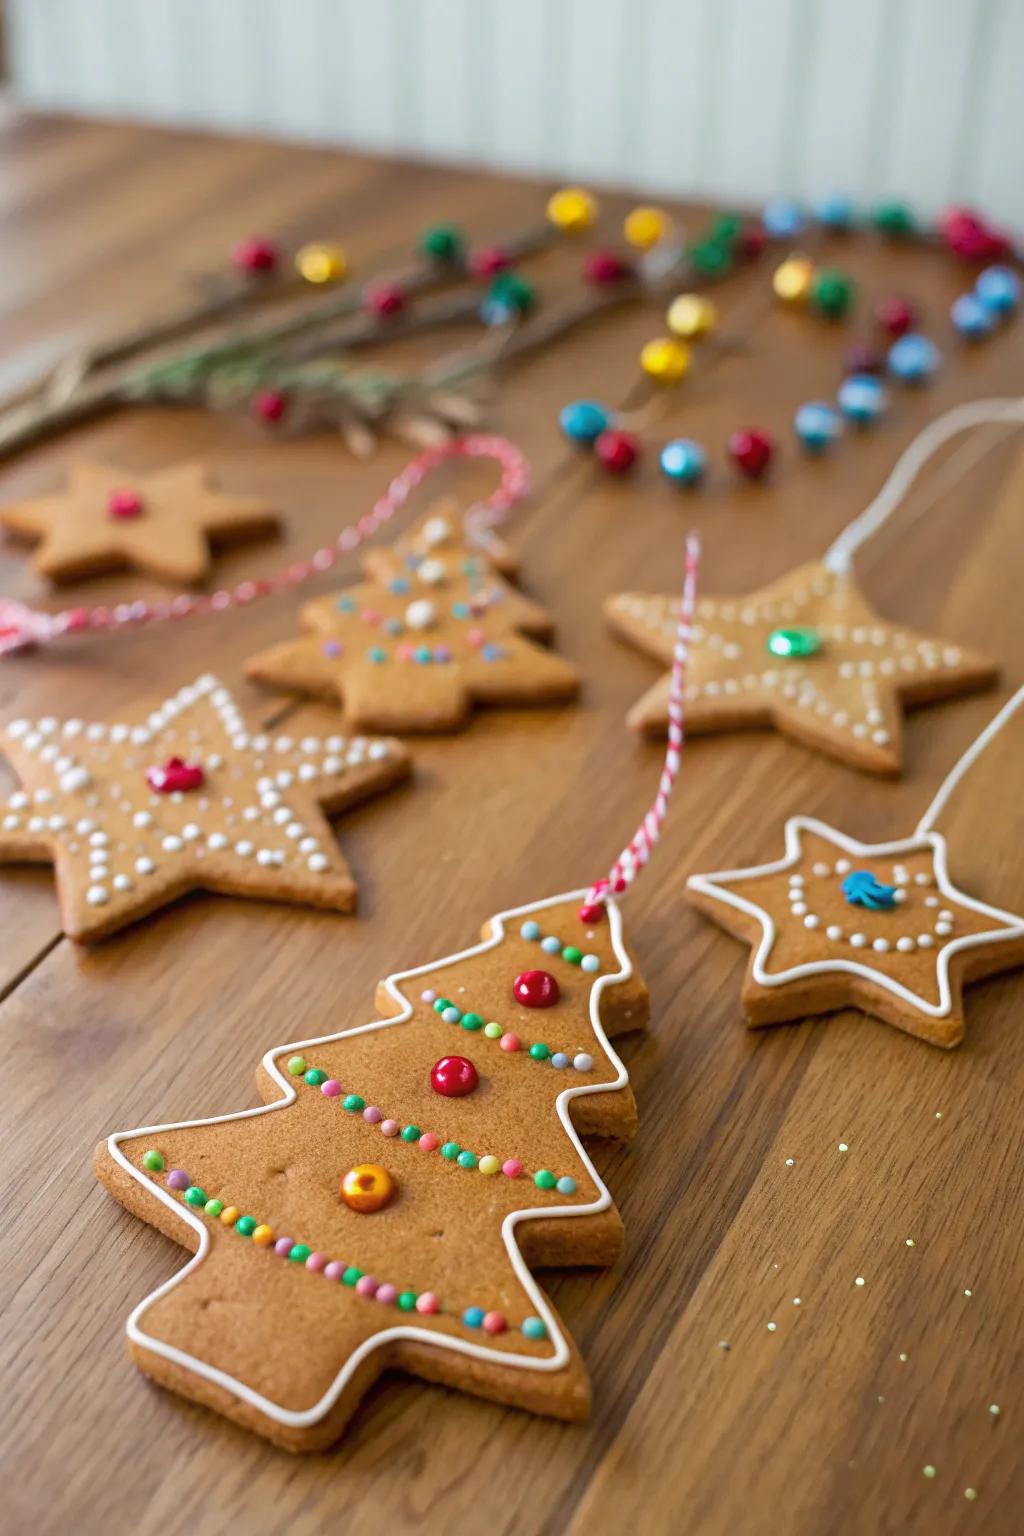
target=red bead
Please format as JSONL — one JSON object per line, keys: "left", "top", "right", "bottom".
{"left": 146, "top": 756, "right": 204, "bottom": 794}
{"left": 578, "top": 902, "right": 605, "bottom": 924}
{"left": 232, "top": 237, "right": 278, "bottom": 273}
{"left": 594, "top": 428, "right": 640, "bottom": 474}
{"left": 364, "top": 282, "right": 405, "bottom": 317}
{"left": 107, "top": 489, "right": 143, "bottom": 520}
{"left": 430, "top": 1055, "right": 478, "bottom": 1098}
{"left": 738, "top": 221, "right": 768, "bottom": 260}
{"left": 583, "top": 249, "right": 631, "bottom": 286}
{"left": 253, "top": 389, "right": 288, "bottom": 423}
{"left": 512, "top": 970, "right": 560, "bottom": 1009}
{"left": 842, "top": 342, "right": 885, "bottom": 376}
{"left": 939, "top": 206, "right": 1009, "bottom": 262}
{"left": 469, "top": 246, "right": 513, "bottom": 278}
{"left": 876, "top": 296, "right": 915, "bottom": 338}
{"left": 728, "top": 428, "right": 774, "bottom": 479}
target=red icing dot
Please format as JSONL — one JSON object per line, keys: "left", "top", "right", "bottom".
{"left": 512, "top": 970, "right": 560, "bottom": 1009}
{"left": 578, "top": 902, "right": 605, "bottom": 924}
{"left": 146, "top": 756, "right": 205, "bottom": 794}
{"left": 430, "top": 1055, "right": 478, "bottom": 1098}
{"left": 107, "top": 489, "right": 143, "bottom": 520}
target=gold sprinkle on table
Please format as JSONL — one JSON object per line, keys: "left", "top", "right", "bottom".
{"left": 923, "top": 1466, "right": 937, "bottom": 1479}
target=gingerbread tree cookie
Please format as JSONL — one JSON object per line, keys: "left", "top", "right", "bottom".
{"left": 95, "top": 892, "right": 649, "bottom": 1449}
{"left": 0, "top": 675, "right": 410, "bottom": 941}
{"left": 607, "top": 560, "right": 996, "bottom": 775}
{"left": 246, "top": 502, "right": 579, "bottom": 731}
{"left": 0, "top": 461, "right": 279, "bottom": 585}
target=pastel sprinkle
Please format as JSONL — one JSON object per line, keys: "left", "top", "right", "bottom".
{"left": 419, "top": 1132, "right": 441, "bottom": 1152}
{"left": 167, "top": 1169, "right": 189, "bottom": 1191}
{"left": 550, "top": 1052, "right": 569, "bottom": 1069}
{"left": 541, "top": 936, "right": 561, "bottom": 954}
{"left": 204, "top": 1199, "right": 223, "bottom": 1217}
{"left": 287, "top": 1055, "right": 306, "bottom": 1075}
{"left": 581, "top": 955, "right": 600, "bottom": 973}
{"left": 306, "top": 1252, "right": 326, "bottom": 1272}
{"left": 142, "top": 1149, "right": 164, "bottom": 1172}
{"left": 478, "top": 1155, "right": 500, "bottom": 1176}
{"left": 275, "top": 1238, "right": 294, "bottom": 1257}
{"left": 324, "top": 1260, "right": 344, "bottom": 1281}
{"left": 421, "top": 988, "right": 437, "bottom": 1003}
{"left": 483, "top": 1022, "right": 502, "bottom": 1039}
{"left": 442, "top": 1007, "right": 462, "bottom": 1024}
{"left": 363, "top": 1105, "right": 383, "bottom": 1124}
{"left": 380, "top": 1119, "right": 400, "bottom": 1137}
{"left": 376, "top": 1283, "right": 398, "bottom": 1305}
{"left": 502, "top": 1159, "right": 523, "bottom": 1178}
{"left": 355, "top": 1275, "right": 378, "bottom": 1298}
{"left": 573, "top": 1053, "right": 593, "bottom": 1072}
{"left": 556, "top": 1176, "right": 577, "bottom": 1196}
{"left": 500, "top": 1033, "right": 521, "bottom": 1052}
{"left": 520, "top": 921, "right": 542, "bottom": 940}
{"left": 416, "top": 1292, "right": 440, "bottom": 1314}
{"left": 321, "top": 1079, "right": 342, "bottom": 1098}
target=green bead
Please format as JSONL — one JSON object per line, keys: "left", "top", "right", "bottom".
{"left": 401, "top": 1124, "right": 421, "bottom": 1143}
{"left": 433, "top": 998, "right": 453, "bottom": 1014}
{"left": 460, "top": 1012, "right": 485, "bottom": 1031}
{"left": 204, "top": 1198, "right": 224, "bottom": 1217}
{"left": 529, "top": 1042, "right": 550, "bottom": 1061}
{"left": 142, "top": 1149, "right": 164, "bottom": 1172}
{"left": 420, "top": 222, "right": 463, "bottom": 261}
{"left": 287, "top": 1055, "right": 307, "bottom": 1076}
{"left": 874, "top": 201, "right": 915, "bottom": 237}
{"left": 711, "top": 213, "right": 742, "bottom": 247}
{"left": 562, "top": 945, "right": 583, "bottom": 966}
{"left": 235, "top": 1215, "right": 257, "bottom": 1237}
{"left": 441, "top": 1141, "right": 461, "bottom": 1161}
{"left": 304, "top": 1068, "right": 327, "bottom": 1087}
{"left": 690, "top": 239, "right": 731, "bottom": 276}
{"left": 342, "top": 1266, "right": 362, "bottom": 1286}
{"left": 457, "top": 1150, "right": 478, "bottom": 1170}
{"left": 184, "top": 1186, "right": 206, "bottom": 1207}
{"left": 766, "top": 626, "right": 821, "bottom": 660}
{"left": 811, "top": 269, "right": 855, "bottom": 318}
{"left": 483, "top": 1022, "right": 502, "bottom": 1039}
{"left": 397, "top": 1290, "right": 418, "bottom": 1312}
{"left": 288, "top": 1244, "right": 311, "bottom": 1263}
{"left": 522, "top": 1317, "right": 548, "bottom": 1341}
{"left": 343, "top": 1094, "right": 365, "bottom": 1113}
{"left": 534, "top": 1170, "right": 557, "bottom": 1191}
{"left": 490, "top": 271, "right": 534, "bottom": 313}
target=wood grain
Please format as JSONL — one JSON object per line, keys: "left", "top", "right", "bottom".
{"left": 0, "top": 115, "right": 1021, "bottom": 1536}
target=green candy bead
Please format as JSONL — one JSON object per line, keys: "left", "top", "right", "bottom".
{"left": 397, "top": 1290, "right": 418, "bottom": 1312}
{"left": 441, "top": 1141, "right": 461, "bottom": 1161}
{"left": 457, "top": 1150, "right": 478, "bottom": 1170}
{"left": 304, "top": 1068, "right": 327, "bottom": 1087}
{"left": 343, "top": 1094, "right": 365, "bottom": 1113}
{"left": 420, "top": 222, "right": 463, "bottom": 261}
{"left": 483, "top": 1022, "right": 502, "bottom": 1039}
{"left": 287, "top": 1055, "right": 307, "bottom": 1076}
{"left": 711, "top": 213, "right": 742, "bottom": 247}
{"left": 142, "top": 1149, "right": 164, "bottom": 1172}
{"left": 433, "top": 998, "right": 454, "bottom": 1014}
{"left": 288, "top": 1244, "right": 311, "bottom": 1263}
{"left": 401, "top": 1124, "right": 421, "bottom": 1143}
{"left": 529, "top": 1042, "right": 550, "bottom": 1061}
{"left": 342, "top": 1266, "right": 362, "bottom": 1286}
{"left": 534, "top": 1170, "right": 557, "bottom": 1191}
{"left": 562, "top": 945, "right": 583, "bottom": 966}
{"left": 204, "top": 1198, "right": 224, "bottom": 1217}
{"left": 490, "top": 271, "right": 534, "bottom": 313}
{"left": 690, "top": 239, "right": 731, "bottom": 276}
{"left": 460, "top": 1012, "right": 485, "bottom": 1031}
{"left": 184, "top": 1186, "right": 206, "bottom": 1207}
{"left": 235, "top": 1215, "right": 257, "bottom": 1237}
{"left": 811, "top": 269, "right": 855, "bottom": 318}
{"left": 874, "top": 201, "right": 915, "bottom": 237}
{"left": 766, "top": 626, "right": 821, "bottom": 660}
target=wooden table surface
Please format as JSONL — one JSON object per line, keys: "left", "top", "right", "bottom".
{"left": 1, "top": 113, "right": 1022, "bottom": 1536}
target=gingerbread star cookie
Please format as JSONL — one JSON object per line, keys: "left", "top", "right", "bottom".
{"left": 687, "top": 817, "right": 1024, "bottom": 1047}
{"left": 95, "top": 891, "right": 649, "bottom": 1449}
{"left": 0, "top": 461, "right": 279, "bottom": 584}
{"left": 0, "top": 675, "right": 411, "bottom": 941}
{"left": 607, "top": 560, "right": 997, "bottom": 774}
{"left": 246, "top": 503, "right": 579, "bottom": 732}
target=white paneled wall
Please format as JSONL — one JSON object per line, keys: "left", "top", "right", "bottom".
{"left": 8, "top": 0, "right": 1023, "bottom": 224}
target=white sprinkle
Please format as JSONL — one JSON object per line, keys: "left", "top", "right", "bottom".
{"left": 135, "top": 857, "right": 155, "bottom": 875}
{"left": 58, "top": 766, "right": 91, "bottom": 793}
{"left": 766, "top": 1322, "right": 777, "bottom": 1333}
{"left": 161, "top": 835, "right": 183, "bottom": 852}
{"left": 86, "top": 885, "right": 109, "bottom": 906}
{"left": 854, "top": 1276, "right": 866, "bottom": 1287}
{"left": 112, "top": 874, "right": 133, "bottom": 892}
{"left": 235, "top": 841, "right": 254, "bottom": 857}
{"left": 785, "top": 1158, "right": 794, "bottom": 1167}
{"left": 838, "top": 1143, "right": 849, "bottom": 1153}
{"left": 207, "top": 832, "right": 228, "bottom": 850}
{"left": 308, "top": 853, "right": 330, "bottom": 873}
{"left": 133, "top": 811, "right": 152, "bottom": 829}
{"left": 923, "top": 1465, "right": 936, "bottom": 1479}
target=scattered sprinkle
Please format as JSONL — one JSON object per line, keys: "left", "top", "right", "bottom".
{"left": 855, "top": 1276, "right": 866, "bottom": 1287}
{"left": 964, "top": 1288, "right": 973, "bottom": 1297}
{"left": 785, "top": 1157, "right": 795, "bottom": 1167}
{"left": 766, "top": 1322, "right": 777, "bottom": 1333}
{"left": 838, "top": 1142, "right": 849, "bottom": 1152}
{"left": 877, "top": 1395, "right": 885, "bottom": 1404}
{"left": 718, "top": 1340, "right": 731, "bottom": 1352}
{"left": 989, "top": 1404, "right": 1000, "bottom": 1417}
{"left": 923, "top": 1466, "right": 936, "bottom": 1479}
{"left": 905, "top": 1238, "right": 916, "bottom": 1248}
{"left": 899, "top": 1353, "right": 908, "bottom": 1363}
{"left": 935, "top": 1111, "right": 943, "bottom": 1120}
{"left": 964, "top": 1488, "right": 978, "bottom": 1501}
{"left": 792, "top": 1297, "right": 801, "bottom": 1306}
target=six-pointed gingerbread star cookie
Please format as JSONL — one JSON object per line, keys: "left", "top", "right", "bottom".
{"left": 687, "top": 817, "right": 1024, "bottom": 1047}
{"left": 0, "top": 676, "right": 411, "bottom": 941}
{"left": 246, "top": 501, "right": 579, "bottom": 732}
{"left": 607, "top": 559, "right": 997, "bottom": 775}
{"left": 0, "top": 461, "right": 279, "bottom": 584}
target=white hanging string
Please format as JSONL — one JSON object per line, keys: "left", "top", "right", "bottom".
{"left": 916, "top": 684, "right": 1024, "bottom": 836}
{"left": 823, "top": 397, "right": 1024, "bottom": 573}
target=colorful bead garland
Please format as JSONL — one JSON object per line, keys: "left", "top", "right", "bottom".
{"left": 419, "top": 988, "right": 594, "bottom": 1075}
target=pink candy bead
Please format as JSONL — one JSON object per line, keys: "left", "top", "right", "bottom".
{"left": 502, "top": 1159, "right": 522, "bottom": 1178}
{"left": 416, "top": 1292, "right": 440, "bottom": 1315}
{"left": 500, "top": 1033, "right": 521, "bottom": 1053}
{"left": 324, "top": 1261, "right": 344, "bottom": 1281}
{"left": 418, "top": 1132, "right": 441, "bottom": 1152}
{"left": 321, "top": 1079, "right": 341, "bottom": 1098}
{"left": 482, "top": 1312, "right": 507, "bottom": 1335}
{"left": 375, "top": 1283, "right": 398, "bottom": 1305}
{"left": 306, "top": 1252, "right": 326, "bottom": 1272}
{"left": 380, "top": 1119, "right": 400, "bottom": 1137}
{"left": 274, "top": 1238, "right": 294, "bottom": 1257}
{"left": 355, "top": 1275, "right": 378, "bottom": 1298}
{"left": 363, "top": 1105, "right": 383, "bottom": 1124}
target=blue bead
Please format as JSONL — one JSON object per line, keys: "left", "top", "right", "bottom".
{"left": 975, "top": 265, "right": 1021, "bottom": 315}
{"left": 441, "top": 1006, "right": 462, "bottom": 1024}
{"left": 887, "top": 333, "right": 940, "bottom": 384}
{"left": 660, "top": 438, "right": 706, "bottom": 486}
{"left": 520, "top": 920, "right": 541, "bottom": 941}
{"left": 837, "top": 374, "right": 888, "bottom": 426}
{"left": 950, "top": 292, "right": 995, "bottom": 340}
{"left": 481, "top": 643, "right": 503, "bottom": 662}
{"left": 451, "top": 601, "right": 470, "bottom": 619}
{"left": 556, "top": 1176, "right": 577, "bottom": 1196}
{"left": 388, "top": 578, "right": 410, "bottom": 595}
{"left": 336, "top": 596, "right": 356, "bottom": 613}
{"left": 540, "top": 935, "right": 561, "bottom": 954}
{"left": 581, "top": 954, "right": 600, "bottom": 973}
{"left": 462, "top": 1306, "right": 485, "bottom": 1328}
{"left": 762, "top": 197, "right": 804, "bottom": 238}
{"left": 794, "top": 401, "right": 843, "bottom": 453}
{"left": 481, "top": 298, "right": 514, "bottom": 327}
{"left": 559, "top": 399, "right": 610, "bottom": 445}
{"left": 550, "top": 1052, "right": 570, "bottom": 1070}
{"left": 841, "top": 871, "right": 898, "bottom": 910}
{"left": 522, "top": 1316, "right": 547, "bottom": 1340}
{"left": 814, "top": 194, "right": 855, "bottom": 230}
{"left": 366, "top": 646, "right": 387, "bottom": 663}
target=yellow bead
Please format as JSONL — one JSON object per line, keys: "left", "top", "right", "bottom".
{"left": 547, "top": 187, "right": 597, "bottom": 233}
{"left": 666, "top": 293, "right": 717, "bottom": 340}
{"left": 478, "top": 1155, "right": 500, "bottom": 1177}
{"left": 219, "top": 1205, "right": 239, "bottom": 1227}
{"left": 773, "top": 255, "right": 815, "bottom": 303}
{"left": 251, "top": 1224, "right": 274, "bottom": 1247}
{"left": 624, "top": 206, "right": 671, "bottom": 249}
{"left": 340, "top": 1163, "right": 394, "bottom": 1214}
{"left": 640, "top": 337, "right": 690, "bottom": 384}
{"left": 296, "top": 243, "right": 347, "bottom": 284}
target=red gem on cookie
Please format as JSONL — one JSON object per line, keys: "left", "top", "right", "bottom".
{"left": 577, "top": 902, "right": 605, "bottom": 924}
{"left": 430, "top": 1055, "right": 479, "bottom": 1098}
{"left": 107, "top": 488, "right": 144, "bottom": 520}
{"left": 512, "top": 969, "right": 560, "bottom": 1009}
{"left": 146, "top": 756, "right": 205, "bottom": 794}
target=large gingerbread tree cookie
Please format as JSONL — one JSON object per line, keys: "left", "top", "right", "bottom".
{"left": 95, "top": 892, "right": 649, "bottom": 1449}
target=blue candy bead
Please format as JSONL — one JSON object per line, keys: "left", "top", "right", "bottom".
{"left": 762, "top": 197, "right": 804, "bottom": 238}
{"left": 975, "top": 265, "right": 1021, "bottom": 315}
{"left": 520, "top": 920, "right": 541, "bottom": 941}
{"left": 556, "top": 1176, "right": 577, "bottom": 1196}
{"left": 660, "top": 438, "right": 706, "bottom": 486}
{"left": 950, "top": 293, "right": 995, "bottom": 340}
{"left": 794, "top": 401, "right": 843, "bottom": 453}
{"left": 837, "top": 373, "right": 888, "bottom": 426}
{"left": 580, "top": 954, "right": 600, "bottom": 973}
{"left": 463, "top": 1306, "right": 485, "bottom": 1328}
{"left": 550, "top": 1052, "right": 570, "bottom": 1070}
{"left": 540, "top": 935, "right": 561, "bottom": 954}
{"left": 887, "top": 333, "right": 940, "bottom": 384}
{"left": 559, "top": 399, "right": 611, "bottom": 445}
{"left": 814, "top": 194, "right": 855, "bottom": 230}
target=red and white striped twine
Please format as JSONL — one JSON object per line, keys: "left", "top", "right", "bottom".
{"left": 584, "top": 532, "right": 701, "bottom": 912}
{"left": 0, "top": 434, "right": 530, "bottom": 656}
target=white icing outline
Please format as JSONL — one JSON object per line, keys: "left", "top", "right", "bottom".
{"left": 105, "top": 889, "right": 634, "bottom": 1429}
{"left": 686, "top": 818, "right": 1024, "bottom": 1019}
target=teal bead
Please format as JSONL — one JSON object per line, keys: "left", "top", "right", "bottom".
{"left": 460, "top": 1012, "right": 485, "bottom": 1031}
{"left": 304, "top": 1068, "right": 327, "bottom": 1087}
{"left": 342, "top": 1266, "right": 362, "bottom": 1286}
{"left": 660, "top": 438, "right": 706, "bottom": 486}
{"left": 811, "top": 269, "right": 855, "bottom": 319}
{"left": 184, "top": 1186, "right": 206, "bottom": 1207}
{"left": 343, "top": 1094, "right": 365, "bottom": 1112}
{"left": 235, "top": 1215, "right": 257, "bottom": 1237}
{"left": 441, "top": 1141, "right": 461, "bottom": 1161}
{"left": 288, "top": 1243, "right": 311, "bottom": 1263}
{"left": 401, "top": 1124, "right": 421, "bottom": 1143}
{"left": 767, "top": 626, "right": 821, "bottom": 660}
{"left": 559, "top": 400, "right": 610, "bottom": 445}
{"left": 433, "top": 998, "right": 454, "bottom": 1014}
{"left": 529, "top": 1043, "right": 550, "bottom": 1061}
{"left": 397, "top": 1290, "right": 417, "bottom": 1312}
{"left": 562, "top": 945, "right": 583, "bottom": 966}
{"left": 457, "top": 1150, "right": 478, "bottom": 1170}
{"left": 522, "top": 1316, "right": 548, "bottom": 1340}
{"left": 873, "top": 201, "right": 915, "bottom": 237}
{"left": 420, "top": 222, "right": 463, "bottom": 261}
{"left": 463, "top": 1306, "right": 485, "bottom": 1328}
{"left": 534, "top": 1170, "right": 557, "bottom": 1190}
{"left": 690, "top": 239, "right": 731, "bottom": 275}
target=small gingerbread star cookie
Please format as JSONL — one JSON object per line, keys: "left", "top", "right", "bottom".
{"left": 0, "top": 461, "right": 279, "bottom": 584}
{"left": 0, "top": 676, "right": 411, "bottom": 941}
{"left": 687, "top": 817, "right": 1024, "bottom": 1047}
{"left": 607, "top": 560, "right": 997, "bottom": 775}
{"left": 247, "top": 502, "right": 578, "bottom": 732}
